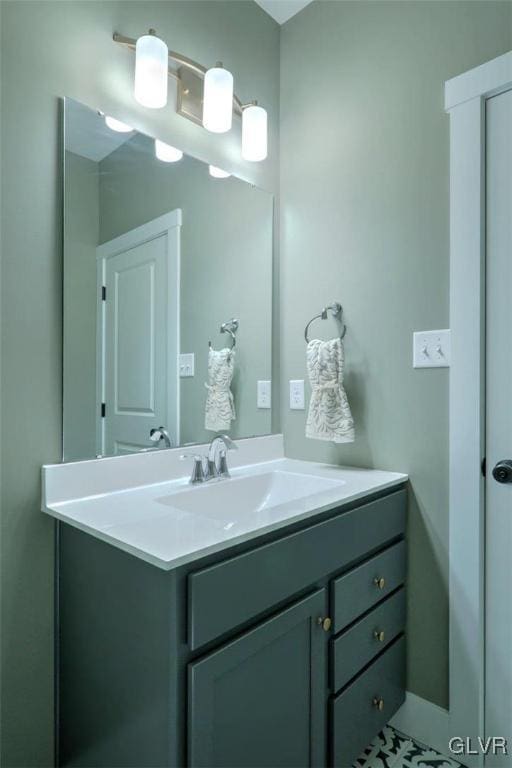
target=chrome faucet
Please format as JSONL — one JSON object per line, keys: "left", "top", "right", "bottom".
{"left": 207, "top": 434, "right": 238, "bottom": 479}
{"left": 181, "top": 435, "right": 238, "bottom": 484}
{"left": 149, "top": 426, "right": 172, "bottom": 449}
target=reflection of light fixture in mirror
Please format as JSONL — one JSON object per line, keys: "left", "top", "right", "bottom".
{"left": 242, "top": 103, "right": 268, "bottom": 162}
{"left": 154, "top": 139, "right": 183, "bottom": 163}
{"left": 105, "top": 115, "right": 133, "bottom": 133}
{"left": 134, "top": 30, "right": 168, "bottom": 109}
{"left": 202, "top": 64, "right": 233, "bottom": 134}
{"left": 209, "top": 165, "right": 231, "bottom": 179}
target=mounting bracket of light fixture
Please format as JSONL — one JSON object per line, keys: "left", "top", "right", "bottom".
{"left": 113, "top": 29, "right": 266, "bottom": 153}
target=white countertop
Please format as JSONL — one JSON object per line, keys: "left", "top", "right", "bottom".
{"left": 42, "top": 436, "right": 407, "bottom": 570}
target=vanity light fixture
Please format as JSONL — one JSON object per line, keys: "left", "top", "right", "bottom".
{"left": 104, "top": 115, "right": 133, "bottom": 133}
{"left": 202, "top": 64, "right": 234, "bottom": 134}
{"left": 242, "top": 102, "right": 268, "bottom": 162}
{"left": 113, "top": 30, "right": 268, "bottom": 162}
{"left": 134, "top": 30, "right": 169, "bottom": 109}
{"left": 154, "top": 139, "right": 183, "bottom": 162}
{"left": 209, "top": 165, "right": 231, "bottom": 179}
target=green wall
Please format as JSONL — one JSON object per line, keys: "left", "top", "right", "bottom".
{"left": 63, "top": 152, "right": 99, "bottom": 461}
{"left": 280, "top": 0, "right": 512, "bottom": 708}
{"left": 0, "top": 2, "right": 279, "bottom": 765}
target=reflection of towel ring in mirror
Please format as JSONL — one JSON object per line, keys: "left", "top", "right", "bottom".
{"left": 209, "top": 318, "right": 239, "bottom": 350}
{"left": 304, "top": 302, "right": 346, "bottom": 343}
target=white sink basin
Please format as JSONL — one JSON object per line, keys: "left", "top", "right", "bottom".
{"left": 156, "top": 470, "right": 346, "bottom": 526}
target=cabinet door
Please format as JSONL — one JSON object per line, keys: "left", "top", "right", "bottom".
{"left": 188, "top": 589, "right": 327, "bottom": 768}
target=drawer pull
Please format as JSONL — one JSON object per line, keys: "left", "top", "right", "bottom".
{"left": 372, "top": 696, "right": 385, "bottom": 711}
{"left": 374, "top": 577, "right": 386, "bottom": 590}
{"left": 373, "top": 629, "right": 385, "bottom": 642}
{"left": 317, "top": 616, "right": 332, "bottom": 632}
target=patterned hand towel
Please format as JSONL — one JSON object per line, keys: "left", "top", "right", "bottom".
{"left": 305, "top": 337, "right": 354, "bottom": 443}
{"left": 204, "top": 348, "right": 236, "bottom": 432}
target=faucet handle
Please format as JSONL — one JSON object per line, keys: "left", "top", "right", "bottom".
{"left": 180, "top": 454, "right": 207, "bottom": 484}
{"left": 218, "top": 449, "right": 231, "bottom": 478}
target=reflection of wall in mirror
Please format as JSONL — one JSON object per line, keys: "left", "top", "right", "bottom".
{"left": 64, "top": 130, "right": 273, "bottom": 458}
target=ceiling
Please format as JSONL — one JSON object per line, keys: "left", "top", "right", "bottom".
{"left": 65, "top": 99, "right": 133, "bottom": 162}
{"left": 255, "top": 0, "right": 314, "bottom": 25}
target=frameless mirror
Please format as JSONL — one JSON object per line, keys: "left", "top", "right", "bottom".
{"left": 63, "top": 98, "right": 273, "bottom": 460}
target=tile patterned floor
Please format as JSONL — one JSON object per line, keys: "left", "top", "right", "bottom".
{"left": 354, "top": 726, "right": 462, "bottom": 768}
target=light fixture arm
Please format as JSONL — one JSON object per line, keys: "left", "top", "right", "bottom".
{"left": 113, "top": 31, "right": 244, "bottom": 115}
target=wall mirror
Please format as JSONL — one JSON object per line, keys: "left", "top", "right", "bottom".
{"left": 63, "top": 98, "right": 273, "bottom": 461}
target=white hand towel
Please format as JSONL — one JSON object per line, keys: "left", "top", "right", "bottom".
{"left": 305, "top": 337, "right": 354, "bottom": 443}
{"left": 204, "top": 348, "right": 236, "bottom": 432}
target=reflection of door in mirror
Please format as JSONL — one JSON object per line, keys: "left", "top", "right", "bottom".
{"left": 97, "top": 212, "right": 180, "bottom": 456}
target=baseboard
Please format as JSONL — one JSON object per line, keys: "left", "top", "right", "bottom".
{"left": 390, "top": 692, "right": 451, "bottom": 758}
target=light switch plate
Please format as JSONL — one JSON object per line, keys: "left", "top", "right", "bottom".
{"left": 413, "top": 329, "right": 451, "bottom": 368}
{"left": 257, "top": 380, "right": 271, "bottom": 409}
{"left": 289, "top": 379, "right": 305, "bottom": 410}
{"left": 179, "top": 353, "right": 195, "bottom": 377}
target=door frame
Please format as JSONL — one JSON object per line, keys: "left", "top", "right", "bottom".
{"left": 445, "top": 51, "right": 512, "bottom": 760}
{"left": 95, "top": 209, "right": 181, "bottom": 455}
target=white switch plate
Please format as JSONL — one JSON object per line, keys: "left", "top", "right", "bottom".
{"left": 289, "top": 379, "right": 305, "bottom": 410}
{"left": 413, "top": 329, "right": 451, "bottom": 368}
{"left": 257, "top": 380, "right": 271, "bottom": 409}
{"left": 179, "top": 353, "right": 195, "bottom": 377}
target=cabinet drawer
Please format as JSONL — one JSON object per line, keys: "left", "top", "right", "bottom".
{"left": 332, "top": 540, "right": 406, "bottom": 633}
{"left": 188, "top": 489, "right": 406, "bottom": 650}
{"left": 331, "top": 636, "right": 405, "bottom": 767}
{"left": 331, "top": 588, "right": 406, "bottom": 693}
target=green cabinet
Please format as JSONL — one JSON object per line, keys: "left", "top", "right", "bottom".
{"left": 58, "top": 486, "right": 407, "bottom": 767}
{"left": 188, "top": 590, "right": 327, "bottom": 768}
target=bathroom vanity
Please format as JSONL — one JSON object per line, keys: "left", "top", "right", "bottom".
{"left": 43, "top": 438, "right": 407, "bottom": 768}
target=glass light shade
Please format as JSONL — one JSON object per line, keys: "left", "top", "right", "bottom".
{"left": 202, "top": 66, "right": 234, "bottom": 133}
{"left": 134, "top": 33, "right": 168, "bottom": 109}
{"left": 209, "top": 165, "right": 231, "bottom": 179}
{"left": 105, "top": 115, "right": 133, "bottom": 133}
{"left": 154, "top": 139, "right": 183, "bottom": 163}
{"left": 242, "top": 105, "right": 268, "bottom": 162}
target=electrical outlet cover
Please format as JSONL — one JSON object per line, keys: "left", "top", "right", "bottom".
{"left": 257, "top": 380, "right": 271, "bottom": 409}
{"left": 289, "top": 379, "right": 305, "bottom": 410}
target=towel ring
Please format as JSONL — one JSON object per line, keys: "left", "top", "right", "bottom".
{"left": 209, "top": 318, "right": 239, "bottom": 350}
{"left": 304, "top": 302, "right": 346, "bottom": 343}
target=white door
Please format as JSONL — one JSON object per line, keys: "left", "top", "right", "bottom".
{"left": 485, "top": 89, "right": 512, "bottom": 765}
{"left": 96, "top": 210, "right": 181, "bottom": 455}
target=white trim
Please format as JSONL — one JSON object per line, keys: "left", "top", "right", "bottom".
{"left": 445, "top": 51, "right": 512, "bottom": 111}
{"left": 446, "top": 51, "right": 512, "bottom": 766}
{"left": 391, "top": 693, "right": 450, "bottom": 758}
{"left": 95, "top": 210, "right": 182, "bottom": 260}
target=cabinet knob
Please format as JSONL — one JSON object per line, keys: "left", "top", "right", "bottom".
{"left": 317, "top": 616, "right": 332, "bottom": 632}
{"left": 374, "top": 577, "right": 386, "bottom": 590}
{"left": 372, "top": 696, "right": 385, "bottom": 711}
{"left": 373, "top": 629, "right": 385, "bottom": 642}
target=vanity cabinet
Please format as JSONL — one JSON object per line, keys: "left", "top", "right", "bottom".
{"left": 58, "top": 485, "right": 407, "bottom": 768}
{"left": 189, "top": 590, "right": 327, "bottom": 768}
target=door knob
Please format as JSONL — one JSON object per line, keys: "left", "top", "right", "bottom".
{"left": 372, "top": 696, "right": 385, "bottom": 711}
{"left": 492, "top": 460, "right": 512, "bottom": 484}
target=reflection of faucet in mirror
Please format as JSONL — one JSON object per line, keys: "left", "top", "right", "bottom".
{"left": 150, "top": 426, "right": 172, "bottom": 449}
{"left": 207, "top": 434, "right": 238, "bottom": 479}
